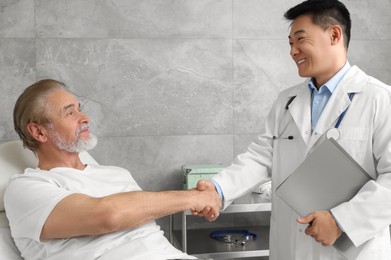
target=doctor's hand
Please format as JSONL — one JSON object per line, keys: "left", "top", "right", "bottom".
{"left": 191, "top": 180, "right": 222, "bottom": 222}
{"left": 297, "top": 211, "right": 342, "bottom": 246}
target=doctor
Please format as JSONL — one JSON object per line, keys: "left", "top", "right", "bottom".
{"left": 196, "top": 0, "right": 391, "bottom": 259}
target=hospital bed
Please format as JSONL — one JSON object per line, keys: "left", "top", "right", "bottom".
{"left": 0, "top": 140, "right": 97, "bottom": 259}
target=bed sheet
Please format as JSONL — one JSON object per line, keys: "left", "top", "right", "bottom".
{"left": 0, "top": 228, "right": 22, "bottom": 260}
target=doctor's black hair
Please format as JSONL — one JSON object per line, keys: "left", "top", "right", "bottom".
{"left": 284, "top": 0, "right": 351, "bottom": 49}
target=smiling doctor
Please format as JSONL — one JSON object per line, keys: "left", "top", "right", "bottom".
{"left": 195, "top": 0, "right": 391, "bottom": 259}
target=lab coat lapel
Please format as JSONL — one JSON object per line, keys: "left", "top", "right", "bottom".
{"left": 286, "top": 82, "right": 312, "bottom": 145}
{"left": 305, "top": 66, "right": 365, "bottom": 154}
{"left": 313, "top": 86, "right": 351, "bottom": 135}
{"left": 304, "top": 90, "right": 350, "bottom": 155}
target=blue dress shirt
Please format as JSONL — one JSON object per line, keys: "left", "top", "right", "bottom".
{"left": 309, "top": 62, "right": 351, "bottom": 131}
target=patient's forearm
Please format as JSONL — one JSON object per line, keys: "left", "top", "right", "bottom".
{"left": 41, "top": 189, "right": 221, "bottom": 239}
{"left": 102, "top": 190, "right": 212, "bottom": 229}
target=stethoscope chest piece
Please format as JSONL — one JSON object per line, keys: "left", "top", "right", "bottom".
{"left": 210, "top": 229, "right": 257, "bottom": 246}
{"left": 326, "top": 128, "right": 340, "bottom": 140}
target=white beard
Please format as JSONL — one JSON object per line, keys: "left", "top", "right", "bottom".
{"left": 48, "top": 124, "right": 98, "bottom": 153}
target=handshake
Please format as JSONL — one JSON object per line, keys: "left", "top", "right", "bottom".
{"left": 189, "top": 180, "right": 222, "bottom": 222}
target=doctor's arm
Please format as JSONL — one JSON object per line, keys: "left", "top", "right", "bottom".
{"left": 40, "top": 188, "right": 221, "bottom": 239}
{"left": 301, "top": 102, "right": 391, "bottom": 247}
{"left": 193, "top": 97, "right": 284, "bottom": 221}
{"left": 329, "top": 106, "right": 391, "bottom": 247}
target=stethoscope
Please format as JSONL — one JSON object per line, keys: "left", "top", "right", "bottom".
{"left": 210, "top": 229, "right": 257, "bottom": 246}
{"left": 273, "top": 93, "right": 355, "bottom": 141}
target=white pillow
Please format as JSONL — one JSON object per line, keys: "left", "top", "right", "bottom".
{"left": 0, "top": 141, "right": 38, "bottom": 212}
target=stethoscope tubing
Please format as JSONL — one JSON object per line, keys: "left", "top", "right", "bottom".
{"left": 273, "top": 93, "right": 355, "bottom": 140}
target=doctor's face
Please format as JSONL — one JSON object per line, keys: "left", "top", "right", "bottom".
{"left": 288, "top": 15, "right": 336, "bottom": 87}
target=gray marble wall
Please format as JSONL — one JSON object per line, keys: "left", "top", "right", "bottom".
{"left": 1, "top": 0, "right": 391, "bottom": 231}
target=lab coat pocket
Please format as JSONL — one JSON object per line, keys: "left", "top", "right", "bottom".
{"left": 273, "top": 121, "right": 306, "bottom": 184}
{"left": 338, "top": 127, "right": 368, "bottom": 163}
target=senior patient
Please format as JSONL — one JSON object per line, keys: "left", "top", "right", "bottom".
{"left": 4, "top": 79, "right": 221, "bottom": 260}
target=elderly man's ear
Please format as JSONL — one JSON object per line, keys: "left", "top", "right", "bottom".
{"left": 27, "top": 123, "right": 49, "bottom": 143}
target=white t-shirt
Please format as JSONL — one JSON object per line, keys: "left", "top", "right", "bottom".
{"left": 4, "top": 164, "right": 195, "bottom": 260}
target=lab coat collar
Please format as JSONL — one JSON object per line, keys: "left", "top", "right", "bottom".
{"left": 285, "top": 65, "right": 367, "bottom": 151}
{"left": 308, "top": 61, "right": 351, "bottom": 95}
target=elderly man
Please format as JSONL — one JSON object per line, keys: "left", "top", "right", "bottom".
{"left": 4, "top": 79, "right": 221, "bottom": 260}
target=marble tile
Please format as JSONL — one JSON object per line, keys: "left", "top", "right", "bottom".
{"left": 233, "top": 0, "right": 391, "bottom": 41}
{"left": 233, "top": 39, "right": 302, "bottom": 134}
{"left": 36, "top": 38, "right": 233, "bottom": 136}
{"left": 1, "top": 0, "right": 390, "bottom": 207}
{"left": 233, "top": 0, "right": 295, "bottom": 39}
{"left": 0, "top": 0, "right": 34, "bottom": 38}
{"left": 349, "top": 40, "right": 391, "bottom": 85}
{"left": 345, "top": 0, "right": 391, "bottom": 40}
{"left": 0, "top": 39, "right": 36, "bottom": 141}
{"left": 36, "top": 0, "right": 232, "bottom": 38}
{"left": 90, "top": 134, "right": 233, "bottom": 191}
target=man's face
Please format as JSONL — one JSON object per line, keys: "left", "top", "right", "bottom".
{"left": 45, "top": 89, "right": 97, "bottom": 153}
{"left": 288, "top": 15, "right": 335, "bottom": 87}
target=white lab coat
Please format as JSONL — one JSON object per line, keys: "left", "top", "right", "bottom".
{"left": 212, "top": 66, "right": 391, "bottom": 260}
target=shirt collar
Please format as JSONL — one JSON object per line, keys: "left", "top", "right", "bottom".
{"left": 308, "top": 61, "right": 351, "bottom": 94}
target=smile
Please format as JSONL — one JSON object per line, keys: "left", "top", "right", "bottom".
{"left": 297, "top": 58, "right": 306, "bottom": 65}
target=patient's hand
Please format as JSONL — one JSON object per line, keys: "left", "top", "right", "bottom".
{"left": 191, "top": 180, "right": 221, "bottom": 221}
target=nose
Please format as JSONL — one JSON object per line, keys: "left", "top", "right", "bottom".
{"left": 290, "top": 43, "right": 299, "bottom": 58}
{"left": 78, "top": 111, "right": 90, "bottom": 124}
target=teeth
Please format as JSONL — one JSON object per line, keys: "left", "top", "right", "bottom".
{"left": 297, "top": 59, "right": 305, "bottom": 64}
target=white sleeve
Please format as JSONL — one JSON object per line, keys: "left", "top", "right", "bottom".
{"left": 4, "top": 175, "right": 74, "bottom": 242}
{"left": 211, "top": 99, "right": 276, "bottom": 209}
{"left": 331, "top": 89, "right": 391, "bottom": 247}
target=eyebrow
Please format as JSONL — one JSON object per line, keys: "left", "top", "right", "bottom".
{"left": 64, "top": 104, "right": 75, "bottom": 111}
{"left": 63, "top": 102, "right": 81, "bottom": 113}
